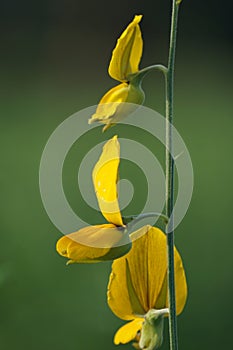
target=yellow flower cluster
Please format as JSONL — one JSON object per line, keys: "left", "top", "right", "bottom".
{"left": 56, "top": 137, "right": 187, "bottom": 348}
{"left": 56, "top": 136, "right": 132, "bottom": 263}
{"left": 88, "top": 15, "right": 145, "bottom": 131}
{"left": 56, "top": 15, "right": 187, "bottom": 350}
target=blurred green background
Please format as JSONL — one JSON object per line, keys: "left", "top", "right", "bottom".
{"left": 1, "top": 0, "right": 233, "bottom": 349}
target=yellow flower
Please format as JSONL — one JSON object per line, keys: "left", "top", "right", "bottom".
{"left": 56, "top": 135, "right": 144, "bottom": 263}
{"left": 56, "top": 224, "right": 131, "bottom": 264}
{"left": 90, "top": 83, "right": 144, "bottom": 132}
{"left": 108, "top": 15, "right": 143, "bottom": 83}
{"left": 88, "top": 15, "right": 144, "bottom": 131}
{"left": 107, "top": 226, "right": 187, "bottom": 348}
{"left": 92, "top": 135, "right": 123, "bottom": 226}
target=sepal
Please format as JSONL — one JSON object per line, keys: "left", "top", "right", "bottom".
{"left": 139, "top": 309, "right": 168, "bottom": 350}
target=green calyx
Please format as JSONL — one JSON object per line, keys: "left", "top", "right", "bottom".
{"left": 139, "top": 308, "right": 169, "bottom": 350}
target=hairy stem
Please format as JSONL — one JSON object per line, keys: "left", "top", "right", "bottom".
{"left": 165, "top": 1, "right": 180, "bottom": 350}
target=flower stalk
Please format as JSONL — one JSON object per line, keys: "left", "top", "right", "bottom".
{"left": 165, "top": 1, "right": 181, "bottom": 350}
{"left": 124, "top": 212, "right": 169, "bottom": 231}
{"left": 129, "top": 64, "right": 168, "bottom": 84}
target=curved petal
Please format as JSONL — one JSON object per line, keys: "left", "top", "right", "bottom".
{"left": 89, "top": 83, "right": 129, "bottom": 125}
{"left": 174, "top": 248, "right": 188, "bottom": 315}
{"left": 154, "top": 242, "right": 188, "bottom": 315}
{"left": 92, "top": 136, "right": 123, "bottom": 226}
{"left": 114, "top": 318, "right": 144, "bottom": 345}
{"left": 107, "top": 226, "right": 149, "bottom": 320}
{"left": 108, "top": 226, "right": 187, "bottom": 319}
{"left": 108, "top": 15, "right": 143, "bottom": 82}
{"left": 88, "top": 83, "right": 144, "bottom": 131}
{"left": 56, "top": 224, "right": 131, "bottom": 263}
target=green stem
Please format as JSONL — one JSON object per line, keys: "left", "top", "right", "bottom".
{"left": 124, "top": 212, "right": 169, "bottom": 230}
{"left": 129, "top": 64, "right": 168, "bottom": 85}
{"left": 136, "top": 64, "right": 168, "bottom": 76}
{"left": 165, "top": 1, "right": 180, "bottom": 350}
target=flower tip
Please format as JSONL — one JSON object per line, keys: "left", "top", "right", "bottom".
{"left": 134, "top": 14, "right": 143, "bottom": 23}
{"left": 66, "top": 260, "right": 74, "bottom": 266}
{"left": 56, "top": 237, "right": 69, "bottom": 257}
{"left": 88, "top": 116, "right": 96, "bottom": 125}
{"left": 102, "top": 123, "right": 114, "bottom": 132}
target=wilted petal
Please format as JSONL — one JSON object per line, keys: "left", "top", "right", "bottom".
{"left": 108, "top": 15, "right": 143, "bottom": 82}
{"left": 92, "top": 136, "right": 123, "bottom": 226}
{"left": 114, "top": 318, "right": 144, "bottom": 345}
{"left": 56, "top": 224, "right": 131, "bottom": 263}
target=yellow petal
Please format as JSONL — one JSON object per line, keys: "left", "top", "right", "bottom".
{"left": 56, "top": 224, "right": 131, "bottom": 263}
{"left": 108, "top": 15, "right": 143, "bottom": 82}
{"left": 108, "top": 226, "right": 187, "bottom": 319}
{"left": 174, "top": 248, "right": 188, "bottom": 315}
{"left": 88, "top": 83, "right": 144, "bottom": 130}
{"left": 92, "top": 136, "right": 123, "bottom": 226}
{"left": 155, "top": 245, "right": 188, "bottom": 315}
{"left": 107, "top": 226, "right": 149, "bottom": 320}
{"left": 114, "top": 318, "right": 144, "bottom": 345}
